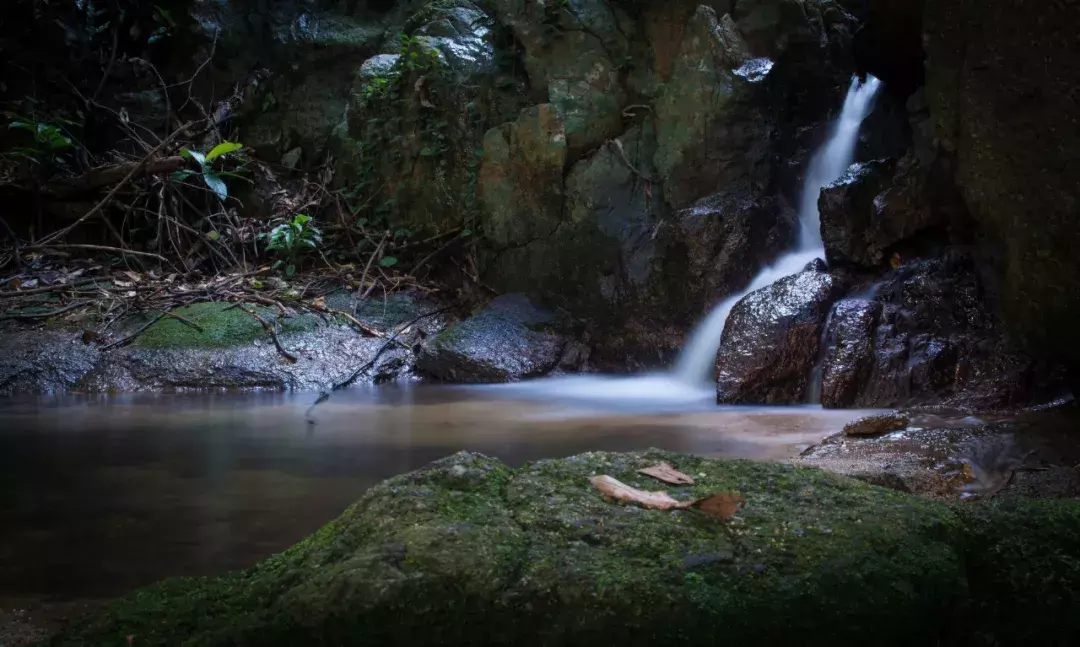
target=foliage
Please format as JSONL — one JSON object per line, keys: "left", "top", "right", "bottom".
{"left": 174, "top": 142, "right": 246, "bottom": 201}
{"left": 2, "top": 111, "right": 80, "bottom": 175}
{"left": 260, "top": 213, "right": 323, "bottom": 277}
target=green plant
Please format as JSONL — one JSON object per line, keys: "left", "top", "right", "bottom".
{"left": 4, "top": 113, "right": 78, "bottom": 167}
{"left": 173, "top": 141, "right": 245, "bottom": 201}
{"left": 261, "top": 214, "right": 323, "bottom": 277}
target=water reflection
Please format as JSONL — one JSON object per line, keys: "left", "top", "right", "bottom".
{"left": 0, "top": 385, "right": 874, "bottom": 599}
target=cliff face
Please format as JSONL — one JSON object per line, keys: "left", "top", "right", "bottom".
{"left": 922, "top": 0, "right": 1080, "bottom": 373}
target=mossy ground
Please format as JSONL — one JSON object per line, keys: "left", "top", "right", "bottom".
{"left": 48, "top": 451, "right": 1080, "bottom": 646}
{"left": 129, "top": 303, "right": 319, "bottom": 350}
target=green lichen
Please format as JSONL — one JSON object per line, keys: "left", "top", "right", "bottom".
{"left": 130, "top": 303, "right": 319, "bottom": 350}
{"left": 46, "top": 451, "right": 1080, "bottom": 646}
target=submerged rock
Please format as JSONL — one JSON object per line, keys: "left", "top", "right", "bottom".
{"left": 416, "top": 294, "right": 569, "bottom": 383}
{"left": 716, "top": 265, "right": 845, "bottom": 404}
{"left": 50, "top": 450, "right": 1080, "bottom": 646}
{"left": 843, "top": 411, "right": 910, "bottom": 436}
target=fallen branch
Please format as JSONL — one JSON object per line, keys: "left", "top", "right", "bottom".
{"left": 0, "top": 300, "right": 90, "bottom": 321}
{"left": 238, "top": 305, "right": 297, "bottom": 362}
{"left": 101, "top": 310, "right": 170, "bottom": 351}
{"left": 0, "top": 278, "right": 100, "bottom": 299}
{"left": 163, "top": 310, "right": 204, "bottom": 332}
{"left": 48, "top": 156, "right": 186, "bottom": 195}
{"left": 25, "top": 244, "right": 169, "bottom": 264}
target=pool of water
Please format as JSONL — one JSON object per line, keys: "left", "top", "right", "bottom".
{"left": 0, "top": 381, "right": 876, "bottom": 600}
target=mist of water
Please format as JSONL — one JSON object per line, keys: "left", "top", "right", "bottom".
{"left": 672, "top": 74, "right": 882, "bottom": 386}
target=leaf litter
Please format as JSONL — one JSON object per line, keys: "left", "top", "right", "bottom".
{"left": 638, "top": 461, "right": 695, "bottom": 485}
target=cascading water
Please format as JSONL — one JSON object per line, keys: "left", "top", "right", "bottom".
{"left": 480, "top": 75, "right": 881, "bottom": 410}
{"left": 672, "top": 74, "right": 882, "bottom": 386}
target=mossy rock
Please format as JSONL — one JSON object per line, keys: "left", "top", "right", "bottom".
{"left": 48, "top": 451, "right": 1080, "bottom": 646}
{"left": 130, "top": 303, "right": 319, "bottom": 350}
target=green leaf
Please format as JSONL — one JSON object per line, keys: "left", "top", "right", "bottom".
{"left": 419, "top": 147, "right": 434, "bottom": 157}
{"left": 8, "top": 121, "right": 35, "bottom": 132}
{"left": 378, "top": 256, "right": 399, "bottom": 268}
{"left": 292, "top": 213, "right": 311, "bottom": 226}
{"left": 461, "top": 228, "right": 473, "bottom": 237}
{"left": 285, "top": 264, "right": 296, "bottom": 277}
{"left": 181, "top": 148, "right": 206, "bottom": 166}
{"left": 250, "top": 279, "right": 265, "bottom": 289}
{"left": 205, "top": 141, "right": 244, "bottom": 163}
{"left": 272, "top": 260, "right": 283, "bottom": 270}
{"left": 207, "top": 230, "right": 221, "bottom": 242}
{"left": 170, "top": 170, "right": 195, "bottom": 183}
{"left": 355, "top": 218, "right": 369, "bottom": 227}
{"left": 202, "top": 171, "right": 228, "bottom": 201}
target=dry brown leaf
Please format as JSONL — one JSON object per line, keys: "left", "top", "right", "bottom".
{"left": 589, "top": 475, "right": 687, "bottom": 510}
{"left": 113, "top": 280, "right": 133, "bottom": 288}
{"left": 638, "top": 461, "right": 695, "bottom": 485}
{"left": 589, "top": 475, "right": 743, "bottom": 520}
{"left": 312, "top": 296, "right": 327, "bottom": 309}
{"left": 122, "top": 270, "right": 142, "bottom": 283}
{"left": 693, "top": 492, "right": 744, "bottom": 520}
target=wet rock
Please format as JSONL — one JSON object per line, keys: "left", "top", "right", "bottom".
{"left": 924, "top": 0, "right": 1080, "bottom": 373}
{"left": 716, "top": 265, "right": 845, "bottom": 403}
{"left": 1, "top": 293, "right": 447, "bottom": 395}
{"left": 676, "top": 187, "right": 795, "bottom": 311}
{"left": 843, "top": 411, "right": 910, "bottom": 436}
{"left": 416, "top": 294, "right": 568, "bottom": 383}
{"left": 818, "top": 159, "right": 895, "bottom": 266}
{"left": 820, "top": 155, "right": 947, "bottom": 269}
{"left": 479, "top": 104, "right": 568, "bottom": 248}
{"left": 0, "top": 330, "right": 101, "bottom": 396}
{"left": 819, "top": 256, "right": 1051, "bottom": 410}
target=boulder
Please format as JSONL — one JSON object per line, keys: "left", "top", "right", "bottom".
{"left": 716, "top": 264, "right": 845, "bottom": 403}
{"left": 50, "top": 450, "right": 1080, "bottom": 646}
{"left": 924, "top": 0, "right": 1080, "bottom": 372}
{"left": 843, "top": 411, "right": 909, "bottom": 436}
{"left": 819, "top": 155, "right": 948, "bottom": 269}
{"left": 416, "top": 294, "right": 568, "bottom": 382}
{"left": 675, "top": 187, "right": 795, "bottom": 311}
{"left": 818, "top": 159, "right": 895, "bottom": 266}
{"left": 819, "top": 256, "right": 1050, "bottom": 410}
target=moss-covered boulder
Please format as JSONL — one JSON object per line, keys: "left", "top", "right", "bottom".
{"left": 49, "top": 449, "right": 1080, "bottom": 646}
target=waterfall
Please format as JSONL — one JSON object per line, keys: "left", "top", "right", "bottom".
{"left": 672, "top": 75, "right": 882, "bottom": 385}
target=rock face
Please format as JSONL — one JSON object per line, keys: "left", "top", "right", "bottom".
{"left": 50, "top": 450, "right": 1080, "bottom": 646}
{"left": 716, "top": 265, "right": 844, "bottom": 403}
{"left": 416, "top": 294, "right": 570, "bottom": 383}
{"left": 818, "top": 255, "right": 1048, "bottom": 410}
{"left": 923, "top": 0, "right": 1080, "bottom": 372}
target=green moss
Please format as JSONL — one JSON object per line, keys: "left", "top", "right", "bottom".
{"left": 47, "top": 451, "right": 1080, "bottom": 646}
{"left": 130, "top": 302, "right": 319, "bottom": 350}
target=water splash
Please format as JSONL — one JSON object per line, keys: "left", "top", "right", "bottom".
{"left": 672, "top": 75, "right": 882, "bottom": 386}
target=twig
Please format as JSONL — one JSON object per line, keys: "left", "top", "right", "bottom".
{"left": 356, "top": 231, "right": 388, "bottom": 298}
{"left": 324, "top": 307, "right": 383, "bottom": 338}
{"left": 101, "top": 310, "right": 170, "bottom": 351}
{"left": 331, "top": 305, "right": 452, "bottom": 392}
{"left": 0, "top": 300, "right": 90, "bottom": 321}
{"left": 163, "top": 310, "right": 204, "bottom": 332}
{"left": 25, "top": 244, "right": 170, "bottom": 263}
{"left": 238, "top": 305, "right": 297, "bottom": 362}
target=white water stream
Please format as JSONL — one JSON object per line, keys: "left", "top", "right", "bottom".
{"left": 484, "top": 75, "right": 882, "bottom": 408}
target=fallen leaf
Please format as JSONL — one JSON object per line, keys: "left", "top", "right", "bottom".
{"left": 81, "top": 330, "right": 103, "bottom": 345}
{"left": 589, "top": 475, "right": 743, "bottom": 520}
{"left": 589, "top": 475, "right": 686, "bottom": 510}
{"left": 693, "top": 492, "right": 744, "bottom": 520}
{"left": 113, "top": 280, "right": 133, "bottom": 288}
{"left": 638, "top": 461, "right": 695, "bottom": 485}
{"left": 312, "top": 296, "right": 326, "bottom": 309}
{"left": 122, "top": 270, "right": 142, "bottom": 283}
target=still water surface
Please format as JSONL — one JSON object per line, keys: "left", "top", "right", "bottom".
{"left": 0, "top": 382, "right": 874, "bottom": 600}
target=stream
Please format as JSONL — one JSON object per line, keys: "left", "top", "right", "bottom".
{"left": 0, "top": 384, "right": 877, "bottom": 601}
